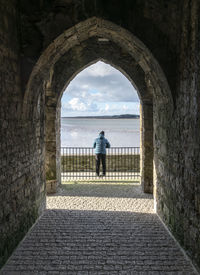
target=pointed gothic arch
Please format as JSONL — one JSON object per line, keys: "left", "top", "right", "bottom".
{"left": 23, "top": 17, "right": 173, "bottom": 197}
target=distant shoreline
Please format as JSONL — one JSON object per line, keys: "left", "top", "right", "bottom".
{"left": 62, "top": 114, "right": 140, "bottom": 119}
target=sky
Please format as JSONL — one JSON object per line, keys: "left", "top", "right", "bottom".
{"left": 61, "top": 61, "right": 140, "bottom": 117}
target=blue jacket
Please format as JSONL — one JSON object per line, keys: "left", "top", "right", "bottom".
{"left": 93, "top": 134, "right": 110, "bottom": 154}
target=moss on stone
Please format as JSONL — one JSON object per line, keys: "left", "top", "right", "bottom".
{"left": 46, "top": 168, "right": 56, "bottom": 181}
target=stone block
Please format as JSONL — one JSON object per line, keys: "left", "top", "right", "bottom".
{"left": 46, "top": 180, "right": 57, "bottom": 194}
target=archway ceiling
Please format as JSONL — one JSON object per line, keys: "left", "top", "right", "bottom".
{"left": 20, "top": 0, "right": 178, "bottom": 95}
{"left": 24, "top": 17, "right": 173, "bottom": 118}
{"left": 51, "top": 37, "right": 151, "bottom": 104}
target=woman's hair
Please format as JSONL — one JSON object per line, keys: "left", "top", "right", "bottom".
{"left": 100, "top": 131, "right": 105, "bottom": 135}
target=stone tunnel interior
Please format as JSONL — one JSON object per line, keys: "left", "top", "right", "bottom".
{"left": 0, "top": 0, "right": 200, "bottom": 271}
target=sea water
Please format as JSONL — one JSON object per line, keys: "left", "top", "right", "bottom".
{"left": 61, "top": 118, "right": 140, "bottom": 147}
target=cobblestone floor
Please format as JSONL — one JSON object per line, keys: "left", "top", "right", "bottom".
{"left": 1, "top": 182, "right": 198, "bottom": 275}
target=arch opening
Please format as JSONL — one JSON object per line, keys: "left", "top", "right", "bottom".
{"left": 59, "top": 61, "right": 141, "bottom": 183}
{"left": 45, "top": 51, "right": 153, "bottom": 193}
{"left": 23, "top": 17, "right": 173, "bottom": 198}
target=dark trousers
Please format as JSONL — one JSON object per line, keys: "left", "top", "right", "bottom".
{"left": 95, "top": 153, "right": 106, "bottom": 175}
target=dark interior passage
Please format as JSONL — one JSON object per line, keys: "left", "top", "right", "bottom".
{"left": 0, "top": 0, "right": 200, "bottom": 272}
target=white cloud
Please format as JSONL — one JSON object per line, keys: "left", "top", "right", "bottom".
{"left": 82, "top": 84, "right": 89, "bottom": 89}
{"left": 65, "top": 61, "right": 139, "bottom": 103}
{"left": 61, "top": 61, "right": 140, "bottom": 116}
{"left": 69, "top": 98, "right": 87, "bottom": 111}
{"left": 62, "top": 96, "right": 99, "bottom": 115}
{"left": 70, "top": 131, "right": 78, "bottom": 137}
{"left": 80, "top": 61, "right": 115, "bottom": 77}
{"left": 122, "top": 104, "right": 128, "bottom": 110}
{"left": 105, "top": 104, "right": 109, "bottom": 111}
{"left": 81, "top": 91, "right": 87, "bottom": 98}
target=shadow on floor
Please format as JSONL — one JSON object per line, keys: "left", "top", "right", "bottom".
{"left": 1, "top": 209, "right": 197, "bottom": 274}
{"left": 48, "top": 182, "right": 152, "bottom": 199}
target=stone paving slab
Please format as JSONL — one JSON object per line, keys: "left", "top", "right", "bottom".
{"left": 1, "top": 182, "right": 198, "bottom": 274}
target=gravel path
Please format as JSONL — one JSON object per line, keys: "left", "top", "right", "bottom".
{"left": 1, "top": 182, "right": 198, "bottom": 275}
{"left": 47, "top": 182, "right": 153, "bottom": 213}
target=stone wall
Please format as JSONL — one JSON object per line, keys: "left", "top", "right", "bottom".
{"left": 19, "top": 0, "right": 180, "bottom": 95}
{"left": 140, "top": 102, "right": 153, "bottom": 193}
{"left": 0, "top": 0, "right": 200, "bottom": 271}
{"left": 156, "top": 0, "right": 200, "bottom": 269}
{"left": 0, "top": 0, "right": 45, "bottom": 268}
{"left": 45, "top": 86, "right": 61, "bottom": 193}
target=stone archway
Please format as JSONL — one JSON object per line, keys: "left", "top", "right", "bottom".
{"left": 23, "top": 17, "right": 173, "bottom": 197}
{"left": 45, "top": 37, "right": 153, "bottom": 194}
{"left": 1, "top": 1, "right": 200, "bottom": 269}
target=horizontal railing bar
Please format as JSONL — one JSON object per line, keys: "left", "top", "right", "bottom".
{"left": 60, "top": 146, "right": 140, "bottom": 150}
{"left": 61, "top": 146, "right": 140, "bottom": 181}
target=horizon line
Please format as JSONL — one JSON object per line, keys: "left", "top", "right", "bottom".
{"left": 61, "top": 114, "right": 140, "bottom": 118}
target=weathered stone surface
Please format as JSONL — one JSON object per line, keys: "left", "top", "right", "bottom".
{"left": 1, "top": 183, "right": 197, "bottom": 274}
{"left": 46, "top": 180, "right": 57, "bottom": 194}
{"left": 0, "top": 0, "right": 45, "bottom": 269}
{"left": 140, "top": 102, "right": 153, "bottom": 194}
{"left": 0, "top": 0, "right": 200, "bottom": 272}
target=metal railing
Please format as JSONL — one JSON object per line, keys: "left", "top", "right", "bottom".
{"left": 61, "top": 147, "right": 140, "bottom": 181}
